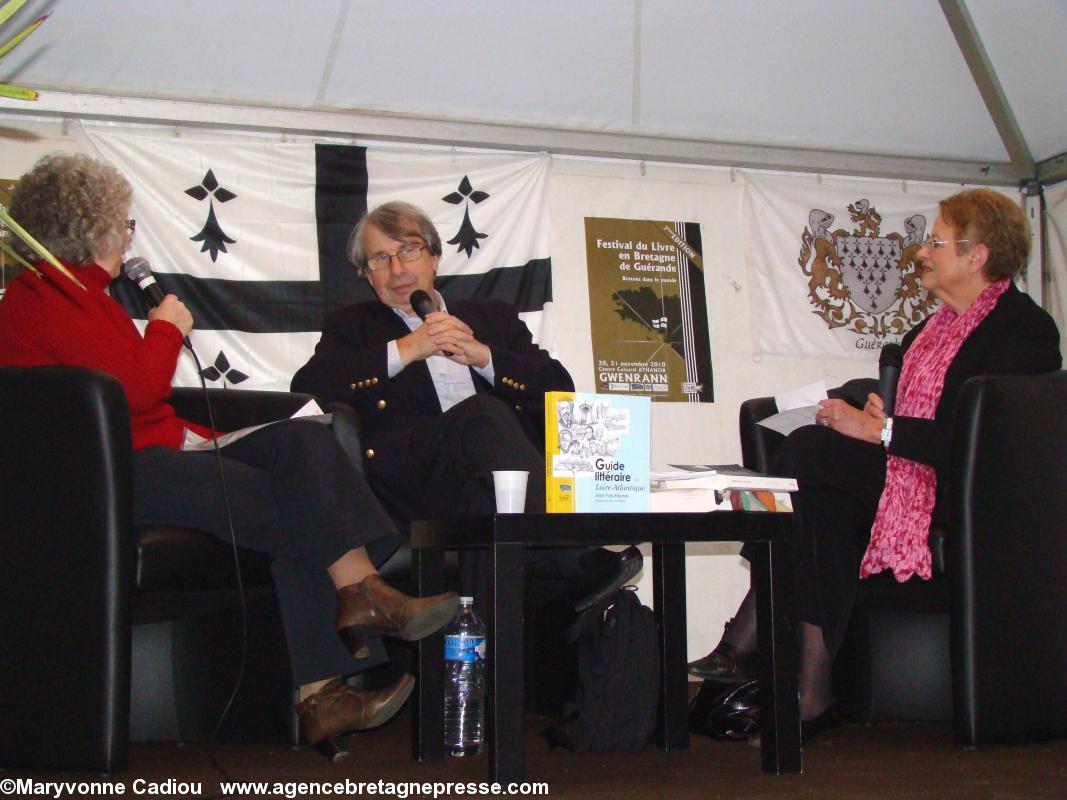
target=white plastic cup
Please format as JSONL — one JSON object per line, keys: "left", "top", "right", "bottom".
{"left": 492, "top": 470, "right": 529, "bottom": 513}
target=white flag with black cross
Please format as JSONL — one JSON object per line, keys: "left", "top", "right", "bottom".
{"left": 86, "top": 129, "right": 555, "bottom": 390}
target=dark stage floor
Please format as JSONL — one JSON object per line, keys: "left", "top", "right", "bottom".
{"left": 5, "top": 711, "right": 1066, "bottom": 800}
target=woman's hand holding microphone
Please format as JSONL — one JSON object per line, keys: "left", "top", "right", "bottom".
{"left": 148, "top": 294, "right": 194, "bottom": 337}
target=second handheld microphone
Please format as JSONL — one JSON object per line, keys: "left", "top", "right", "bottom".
{"left": 878, "top": 343, "right": 903, "bottom": 416}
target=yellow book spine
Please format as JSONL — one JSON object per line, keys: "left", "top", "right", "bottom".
{"left": 544, "top": 391, "right": 575, "bottom": 513}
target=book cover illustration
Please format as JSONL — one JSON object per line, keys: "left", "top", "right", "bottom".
{"left": 545, "top": 392, "right": 650, "bottom": 513}
{"left": 724, "top": 489, "right": 793, "bottom": 512}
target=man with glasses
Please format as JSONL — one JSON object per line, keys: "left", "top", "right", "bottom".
{"left": 293, "top": 201, "right": 641, "bottom": 610}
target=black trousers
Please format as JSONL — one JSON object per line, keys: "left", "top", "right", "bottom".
{"left": 371, "top": 394, "right": 548, "bottom": 521}
{"left": 780, "top": 425, "right": 887, "bottom": 653}
{"left": 744, "top": 424, "right": 887, "bottom": 655}
{"left": 369, "top": 395, "right": 589, "bottom": 605}
{"left": 132, "top": 419, "right": 400, "bottom": 687}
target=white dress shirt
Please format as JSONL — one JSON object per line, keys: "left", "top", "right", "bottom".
{"left": 385, "top": 291, "right": 496, "bottom": 412}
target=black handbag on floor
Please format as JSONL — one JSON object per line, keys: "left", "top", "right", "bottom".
{"left": 688, "top": 678, "right": 760, "bottom": 739}
{"left": 543, "top": 587, "right": 660, "bottom": 752}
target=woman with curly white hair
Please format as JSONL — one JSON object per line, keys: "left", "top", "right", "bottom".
{"left": 0, "top": 152, "right": 458, "bottom": 761}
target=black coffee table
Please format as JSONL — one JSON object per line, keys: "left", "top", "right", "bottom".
{"left": 410, "top": 511, "right": 799, "bottom": 783}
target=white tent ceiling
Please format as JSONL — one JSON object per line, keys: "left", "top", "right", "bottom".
{"left": 1, "top": 0, "right": 1065, "bottom": 185}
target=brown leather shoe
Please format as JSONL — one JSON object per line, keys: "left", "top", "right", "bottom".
{"left": 296, "top": 674, "right": 415, "bottom": 761}
{"left": 336, "top": 574, "right": 459, "bottom": 659}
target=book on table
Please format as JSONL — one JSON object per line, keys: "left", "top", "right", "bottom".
{"left": 544, "top": 392, "right": 651, "bottom": 512}
{"left": 650, "top": 464, "right": 797, "bottom": 513}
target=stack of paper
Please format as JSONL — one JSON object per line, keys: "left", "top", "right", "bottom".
{"left": 756, "top": 381, "right": 829, "bottom": 437}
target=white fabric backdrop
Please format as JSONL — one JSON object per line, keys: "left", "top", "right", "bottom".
{"left": 86, "top": 130, "right": 553, "bottom": 390}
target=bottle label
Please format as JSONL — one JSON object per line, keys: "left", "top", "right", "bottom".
{"left": 444, "top": 634, "right": 486, "bottom": 662}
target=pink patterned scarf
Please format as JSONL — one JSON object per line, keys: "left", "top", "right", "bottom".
{"left": 860, "top": 278, "right": 1010, "bottom": 581}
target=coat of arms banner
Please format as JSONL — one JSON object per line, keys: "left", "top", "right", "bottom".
{"left": 742, "top": 173, "right": 1015, "bottom": 360}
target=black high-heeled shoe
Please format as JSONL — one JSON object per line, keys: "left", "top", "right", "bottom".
{"left": 799, "top": 705, "right": 841, "bottom": 742}
{"left": 687, "top": 634, "right": 754, "bottom": 683}
{"left": 747, "top": 703, "right": 841, "bottom": 749}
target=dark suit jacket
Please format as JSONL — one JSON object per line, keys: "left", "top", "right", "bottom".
{"left": 890, "top": 283, "right": 1061, "bottom": 518}
{"left": 292, "top": 297, "right": 574, "bottom": 496}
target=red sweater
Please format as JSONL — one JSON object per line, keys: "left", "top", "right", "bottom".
{"left": 0, "top": 261, "right": 211, "bottom": 450}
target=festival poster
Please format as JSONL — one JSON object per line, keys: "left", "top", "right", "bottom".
{"left": 584, "top": 217, "right": 713, "bottom": 402}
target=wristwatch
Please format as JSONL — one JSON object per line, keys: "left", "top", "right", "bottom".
{"left": 880, "top": 417, "right": 894, "bottom": 449}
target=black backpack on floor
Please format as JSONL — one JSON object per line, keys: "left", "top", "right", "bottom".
{"left": 543, "top": 586, "right": 660, "bottom": 752}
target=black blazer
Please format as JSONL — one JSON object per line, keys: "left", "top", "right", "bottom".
{"left": 890, "top": 283, "right": 1061, "bottom": 517}
{"left": 292, "top": 297, "right": 574, "bottom": 488}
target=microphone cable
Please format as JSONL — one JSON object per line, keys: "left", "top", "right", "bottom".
{"left": 124, "top": 260, "right": 255, "bottom": 794}
{"left": 184, "top": 342, "right": 248, "bottom": 796}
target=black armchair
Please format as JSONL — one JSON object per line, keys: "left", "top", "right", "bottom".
{"left": 0, "top": 366, "right": 314, "bottom": 772}
{"left": 739, "top": 371, "right": 1067, "bottom": 745}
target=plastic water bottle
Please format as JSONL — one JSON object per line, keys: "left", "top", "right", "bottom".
{"left": 443, "top": 596, "right": 486, "bottom": 756}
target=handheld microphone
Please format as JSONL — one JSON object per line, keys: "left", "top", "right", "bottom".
{"left": 409, "top": 289, "right": 453, "bottom": 356}
{"left": 878, "top": 343, "right": 903, "bottom": 416}
{"left": 123, "top": 257, "right": 192, "bottom": 350}
{"left": 123, "top": 256, "right": 166, "bottom": 306}
{"left": 409, "top": 289, "right": 435, "bottom": 320}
